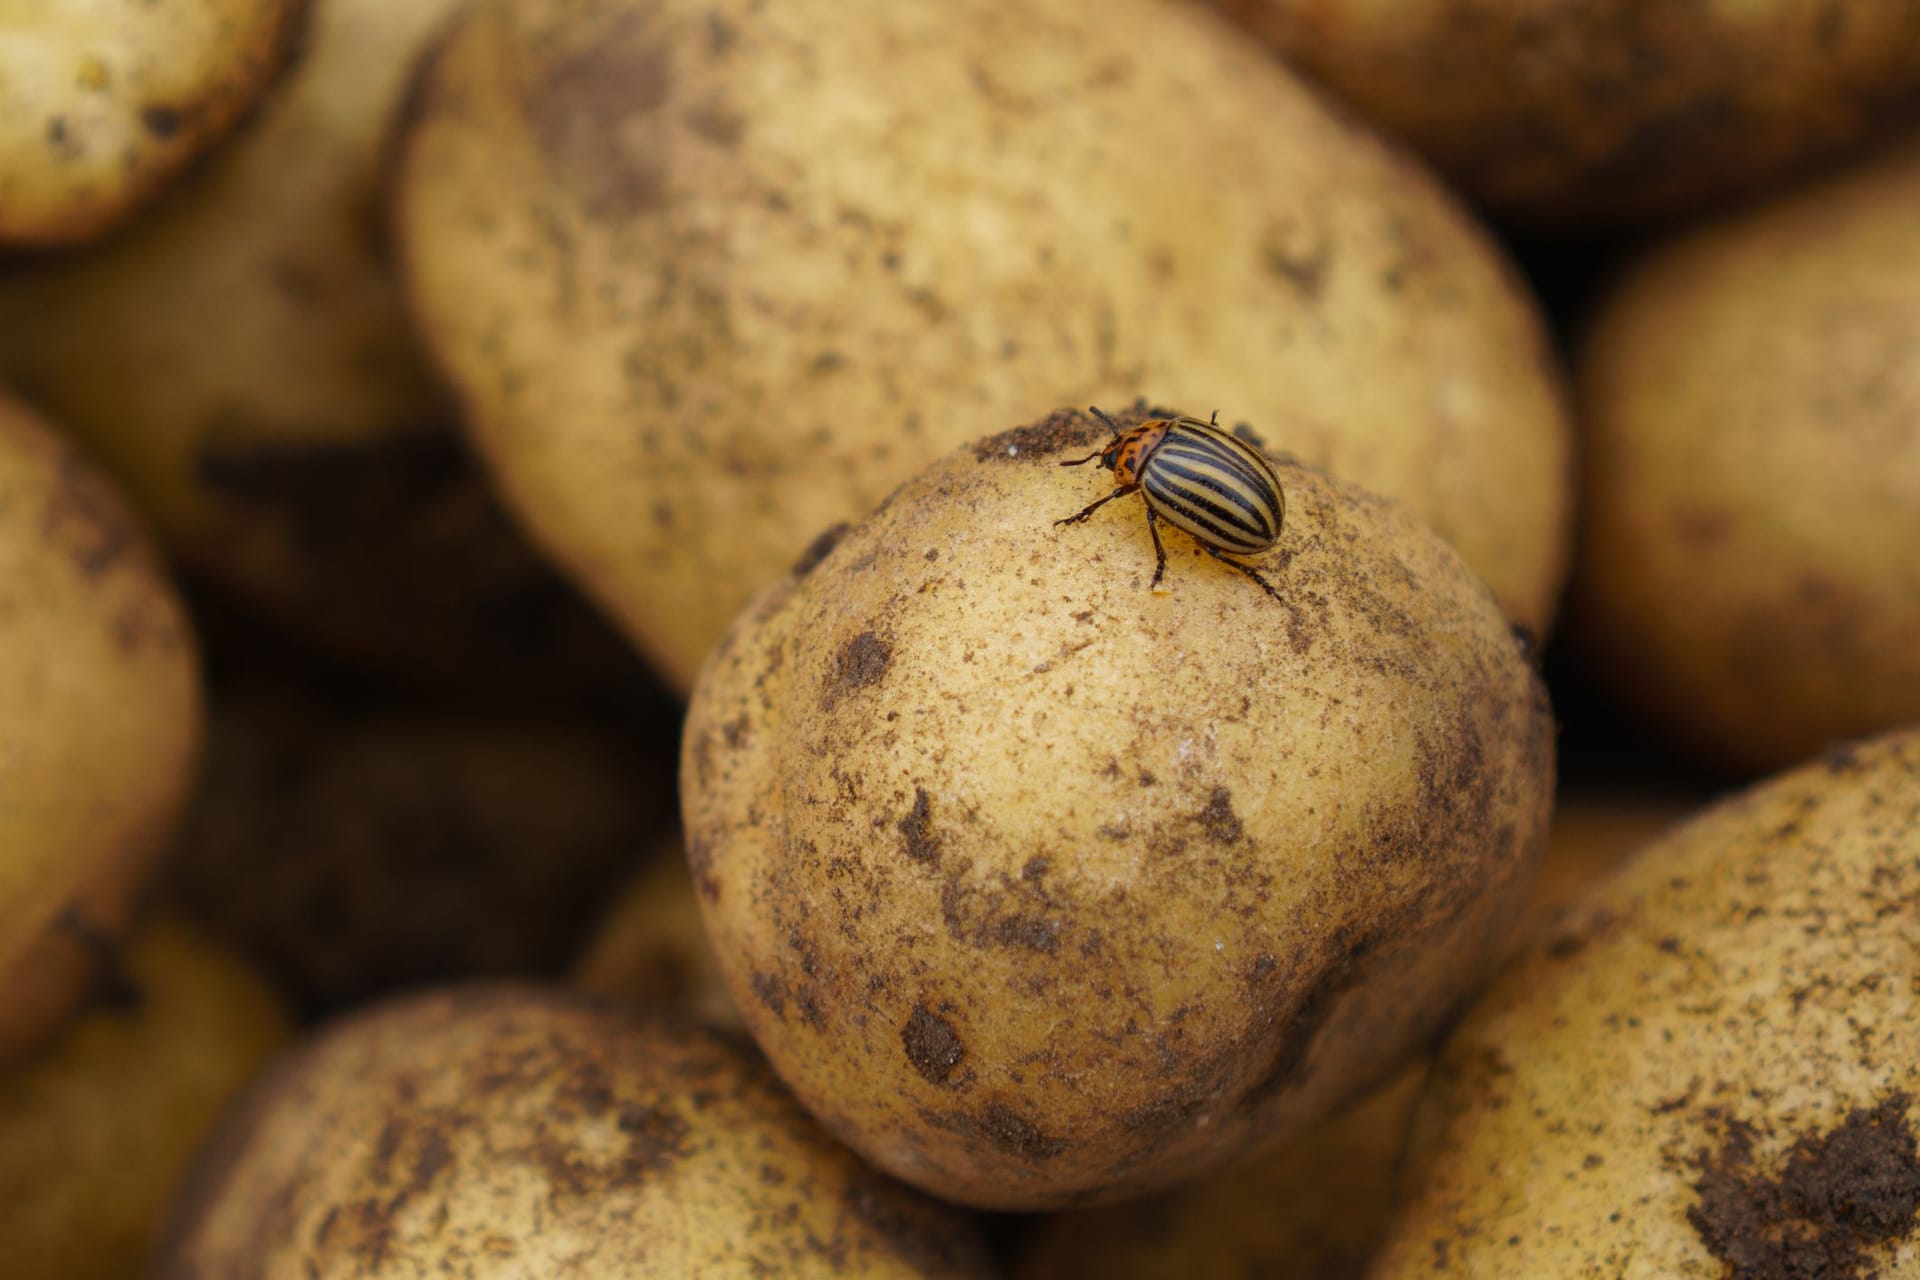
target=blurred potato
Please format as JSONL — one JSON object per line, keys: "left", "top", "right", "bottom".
{"left": 0, "top": 0, "right": 306, "bottom": 245}
{"left": 0, "top": 916, "right": 289, "bottom": 1280}
{"left": 1372, "top": 729, "right": 1920, "bottom": 1276}
{"left": 154, "top": 985, "right": 999, "bottom": 1278}
{"left": 573, "top": 833, "right": 743, "bottom": 1034}
{"left": 168, "top": 683, "right": 670, "bottom": 1016}
{"left": 1573, "top": 135, "right": 1920, "bottom": 776}
{"left": 0, "top": 0, "right": 646, "bottom": 700}
{"left": 1212, "top": 0, "right": 1920, "bottom": 226}
{"left": 396, "top": 0, "right": 1571, "bottom": 693}
{"left": 0, "top": 391, "right": 202, "bottom": 1064}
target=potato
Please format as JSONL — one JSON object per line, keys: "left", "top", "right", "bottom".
{"left": 0, "top": 0, "right": 306, "bottom": 245}
{"left": 1014, "top": 1061, "right": 1427, "bottom": 1279}
{"left": 154, "top": 984, "right": 998, "bottom": 1278}
{"left": 0, "top": 916, "right": 288, "bottom": 1280}
{"left": 395, "top": 0, "right": 1572, "bottom": 693}
{"left": 680, "top": 406, "right": 1554, "bottom": 1210}
{"left": 1371, "top": 729, "right": 1920, "bottom": 1277}
{"left": 1572, "top": 136, "right": 1920, "bottom": 777}
{"left": 0, "top": 0, "right": 650, "bottom": 699}
{"left": 1211, "top": 1, "right": 1920, "bottom": 226}
{"left": 574, "top": 833, "right": 744, "bottom": 1034}
{"left": 0, "top": 390, "right": 202, "bottom": 1064}
{"left": 167, "top": 684, "right": 672, "bottom": 1016}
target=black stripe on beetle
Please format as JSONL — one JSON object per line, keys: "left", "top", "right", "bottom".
{"left": 1053, "top": 406, "right": 1286, "bottom": 599}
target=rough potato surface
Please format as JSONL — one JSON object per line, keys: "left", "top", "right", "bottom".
{"left": 1574, "top": 137, "right": 1920, "bottom": 776}
{"left": 153, "top": 985, "right": 997, "bottom": 1279}
{"left": 396, "top": 0, "right": 1570, "bottom": 691}
{"left": 1213, "top": 0, "right": 1920, "bottom": 225}
{"left": 0, "top": 0, "right": 307, "bottom": 245}
{"left": 682, "top": 406, "right": 1554, "bottom": 1210}
{"left": 0, "top": 393, "right": 202, "bottom": 1065}
{"left": 1372, "top": 730, "right": 1920, "bottom": 1278}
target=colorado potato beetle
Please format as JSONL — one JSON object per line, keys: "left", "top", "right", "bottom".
{"left": 1054, "top": 406, "right": 1285, "bottom": 599}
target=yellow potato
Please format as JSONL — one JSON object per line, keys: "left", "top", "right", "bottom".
{"left": 167, "top": 683, "right": 673, "bottom": 1015}
{"left": 154, "top": 985, "right": 998, "bottom": 1278}
{"left": 1372, "top": 729, "right": 1920, "bottom": 1277}
{"left": 0, "top": 0, "right": 647, "bottom": 697}
{"left": 574, "top": 834, "right": 743, "bottom": 1034}
{"left": 681, "top": 406, "right": 1554, "bottom": 1210}
{"left": 395, "top": 0, "right": 1571, "bottom": 692}
{"left": 1212, "top": 1, "right": 1920, "bottom": 225}
{"left": 0, "top": 390, "right": 202, "bottom": 1064}
{"left": 0, "top": 0, "right": 306, "bottom": 245}
{"left": 1573, "top": 135, "right": 1920, "bottom": 776}
{"left": 0, "top": 916, "right": 289, "bottom": 1280}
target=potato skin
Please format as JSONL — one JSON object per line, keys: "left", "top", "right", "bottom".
{"left": 395, "top": 0, "right": 1570, "bottom": 692}
{"left": 154, "top": 985, "right": 997, "bottom": 1279}
{"left": 1572, "top": 137, "right": 1920, "bottom": 777}
{"left": 0, "top": 392, "right": 202, "bottom": 1065}
{"left": 1213, "top": 1, "right": 1920, "bottom": 225}
{"left": 0, "top": 917, "right": 288, "bottom": 1280}
{"left": 681, "top": 406, "right": 1554, "bottom": 1210}
{"left": 0, "top": 0, "right": 308, "bottom": 245}
{"left": 1371, "top": 730, "right": 1920, "bottom": 1278}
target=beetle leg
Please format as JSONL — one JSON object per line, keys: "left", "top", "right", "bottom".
{"left": 1145, "top": 504, "right": 1168, "bottom": 588}
{"left": 1054, "top": 488, "right": 1127, "bottom": 527}
{"left": 1202, "top": 545, "right": 1282, "bottom": 600}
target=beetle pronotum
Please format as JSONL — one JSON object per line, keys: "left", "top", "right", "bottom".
{"left": 1053, "top": 406, "right": 1285, "bottom": 599}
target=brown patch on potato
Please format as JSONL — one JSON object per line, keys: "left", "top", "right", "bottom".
{"left": 929, "top": 1103, "right": 1068, "bottom": 1164}
{"left": 898, "top": 788, "right": 941, "bottom": 865}
{"left": 1688, "top": 1093, "right": 1920, "bottom": 1280}
{"left": 832, "top": 630, "right": 893, "bottom": 695}
{"left": 522, "top": 10, "right": 674, "bottom": 218}
{"left": 1197, "top": 789, "right": 1243, "bottom": 845}
{"left": 903, "top": 1006, "right": 967, "bottom": 1086}
{"left": 791, "top": 521, "right": 851, "bottom": 576}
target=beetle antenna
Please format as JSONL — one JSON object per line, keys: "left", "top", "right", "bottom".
{"left": 1088, "top": 406, "right": 1122, "bottom": 438}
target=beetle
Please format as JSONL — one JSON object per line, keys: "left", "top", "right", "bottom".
{"left": 1053, "top": 406, "right": 1285, "bottom": 599}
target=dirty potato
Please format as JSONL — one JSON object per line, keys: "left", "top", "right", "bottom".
{"left": 0, "top": 917, "right": 288, "bottom": 1280}
{"left": 0, "top": 0, "right": 645, "bottom": 698}
{"left": 395, "top": 0, "right": 1572, "bottom": 693}
{"left": 167, "top": 683, "right": 671, "bottom": 1016}
{"left": 1211, "top": 1, "right": 1920, "bottom": 225}
{"left": 0, "top": 0, "right": 307, "bottom": 245}
{"left": 681, "top": 406, "right": 1554, "bottom": 1210}
{"left": 0, "top": 391, "right": 202, "bottom": 1064}
{"left": 1573, "top": 135, "right": 1920, "bottom": 776}
{"left": 154, "top": 985, "right": 997, "bottom": 1279}
{"left": 574, "top": 834, "right": 744, "bottom": 1034}
{"left": 1372, "top": 729, "right": 1920, "bottom": 1278}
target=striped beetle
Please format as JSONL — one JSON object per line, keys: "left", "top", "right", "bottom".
{"left": 1054, "top": 406, "right": 1285, "bottom": 599}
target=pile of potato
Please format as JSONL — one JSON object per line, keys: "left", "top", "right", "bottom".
{"left": 0, "top": 0, "right": 1913, "bottom": 1276}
